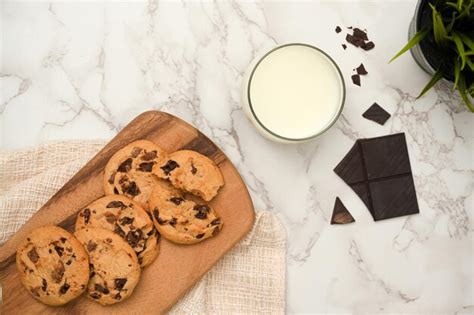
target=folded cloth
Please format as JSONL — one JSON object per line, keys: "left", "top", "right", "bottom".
{"left": 0, "top": 140, "right": 286, "bottom": 314}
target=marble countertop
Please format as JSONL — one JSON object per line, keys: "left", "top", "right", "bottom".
{"left": 1, "top": 1, "right": 473, "bottom": 313}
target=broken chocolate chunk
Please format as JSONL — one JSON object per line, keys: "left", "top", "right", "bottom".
{"left": 169, "top": 197, "right": 184, "bottom": 205}
{"left": 160, "top": 160, "right": 179, "bottom": 175}
{"left": 60, "top": 237, "right": 67, "bottom": 244}
{"left": 27, "top": 248, "right": 39, "bottom": 263}
{"left": 87, "top": 241, "right": 97, "bottom": 252}
{"left": 196, "top": 233, "right": 205, "bottom": 239}
{"left": 107, "top": 201, "right": 127, "bottom": 209}
{"left": 108, "top": 172, "right": 116, "bottom": 184}
{"left": 333, "top": 133, "right": 419, "bottom": 221}
{"left": 125, "top": 182, "right": 140, "bottom": 196}
{"left": 105, "top": 238, "right": 113, "bottom": 243}
{"left": 42, "top": 278, "right": 47, "bottom": 291}
{"left": 141, "top": 150, "right": 157, "bottom": 161}
{"left": 126, "top": 230, "right": 143, "bottom": 248}
{"left": 115, "top": 293, "right": 122, "bottom": 300}
{"left": 330, "top": 197, "right": 355, "bottom": 224}
{"left": 119, "top": 217, "right": 134, "bottom": 225}
{"left": 362, "top": 41, "right": 375, "bottom": 51}
{"left": 105, "top": 212, "right": 117, "bottom": 224}
{"left": 114, "top": 225, "right": 126, "bottom": 238}
{"left": 194, "top": 205, "right": 210, "bottom": 220}
{"left": 117, "top": 158, "right": 133, "bottom": 172}
{"left": 195, "top": 211, "right": 208, "bottom": 220}
{"left": 153, "top": 208, "right": 167, "bottom": 225}
{"left": 342, "top": 44, "right": 347, "bottom": 50}
{"left": 138, "top": 162, "right": 154, "bottom": 172}
{"left": 94, "top": 283, "right": 110, "bottom": 295}
{"left": 113, "top": 187, "right": 119, "bottom": 195}
{"left": 54, "top": 245, "right": 64, "bottom": 257}
{"left": 191, "top": 163, "right": 197, "bottom": 175}
{"left": 152, "top": 213, "right": 165, "bottom": 226}
{"left": 90, "top": 292, "right": 101, "bottom": 299}
{"left": 51, "top": 263, "right": 65, "bottom": 283}
{"left": 335, "top": 26, "right": 342, "bottom": 33}
{"left": 115, "top": 278, "right": 127, "bottom": 290}
{"left": 356, "top": 63, "right": 368, "bottom": 75}
{"left": 346, "top": 34, "right": 365, "bottom": 48}
{"left": 353, "top": 28, "right": 368, "bottom": 40}
{"left": 169, "top": 218, "right": 177, "bottom": 227}
{"left": 351, "top": 74, "right": 361, "bottom": 86}
{"left": 362, "top": 103, "right": 391, "bottom": 125}
{"left": 83, "top": 208, "right": 91, "bottom": 224}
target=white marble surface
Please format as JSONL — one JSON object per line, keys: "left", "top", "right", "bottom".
{"left": 1, "top": 0, "right": 473, "bottom": 313}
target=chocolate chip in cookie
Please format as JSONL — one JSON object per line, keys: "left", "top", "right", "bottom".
{"left": 160, "top": 160, "right": 179, "bottom": 175}
{"left": 117, "top": 158, "right": 133, "bottom": 172}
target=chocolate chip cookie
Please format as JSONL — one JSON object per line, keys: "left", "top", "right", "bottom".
{"left": 74, "top": 227, "right": 141, "bottom": 305}
{"left": 154, "top": 150, "right": 224, "bottom": 201}
{"left": 16, "top": 225, "right": 89, "bottom": 306}
{"left": 148, "top": 181, "right": 223, "bottom": 244}
{"left": 104, "top": 140, "right": 167, "bottom": 209}
{"left": 75, "top": 195, "right": 160, "bottom": 268}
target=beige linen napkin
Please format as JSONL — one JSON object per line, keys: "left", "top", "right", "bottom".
{"left": 0, "top": 140, "right": 286, "bottom": 314}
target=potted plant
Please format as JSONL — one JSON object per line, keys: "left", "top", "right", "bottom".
{"left": 390, "top": 0, "right": 473, "bottom": 111}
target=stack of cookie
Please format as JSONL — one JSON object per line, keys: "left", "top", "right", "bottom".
{"left": 16, "top": 140, "right": 225, "bottom": 306}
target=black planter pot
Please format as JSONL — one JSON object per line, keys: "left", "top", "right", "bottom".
{"left": 409, "top": 0, "right": 455, "bottom": 82}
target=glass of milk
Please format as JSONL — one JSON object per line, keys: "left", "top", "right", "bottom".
{"left": 242, "top": 43, "right": 345, "bottom": 143}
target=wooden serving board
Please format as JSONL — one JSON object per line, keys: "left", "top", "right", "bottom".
{"left": 0, "top": 111, "right": 255, "bottom": 314}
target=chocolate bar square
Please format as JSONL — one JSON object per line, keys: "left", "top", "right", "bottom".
{"left": 369, "top": 176, "right": 419, "bottom": 221}
{"left": 360, "top": 134, "right": 411, "bottom": 179}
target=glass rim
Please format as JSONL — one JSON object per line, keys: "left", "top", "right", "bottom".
{"left": 247, "top": 43, "right": 346, "bottom": 142}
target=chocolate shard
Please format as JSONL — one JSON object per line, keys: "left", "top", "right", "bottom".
{"left": 362, "top": 41, "right": 375, "bottom": 51}
{"left": 356, "top": 63, "right": 368, "bottom": 75}
{"left": 342, "top": 44, "right": 347, "bottom": 50}
{"left": 353, "top": 28, "right": 368, "bottom": 41}
{"left": 346, "top": 34, "right": 365, "bottom": 48}
{"left": 335, "top": 26, "right": 342, "bottom": 33}
{"left": 362, "top": 103, "right": 391, "bottom": 126}
{"left": 351, "top": 74, "right": 361, "bottom": 86}
{"left": 330, "top": 197, "right": 355, "bottom": 224}
{"left": 333, "top": 133, "right": 419, "bottom": 221}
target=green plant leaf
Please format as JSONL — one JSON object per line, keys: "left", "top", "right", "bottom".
{"left": 459, "top": 33, "right": 474, "bottom": 50}
{"left": 445, "top": 2, "right": 459, "bottom": 10}
{"left": 418, "top": 69, "right": 444, "bottom": 98}
{"left": 446, "top": 11, "right": 457, "bottom": 32}
{"left": 457, "top": 75, "right": 474, "bottom": 112}
{"left": 457, "top": 0, "right": 464, "bottom": 11}
{"left": 454, "top": 58, "right": 461, "bottom": 89}
{"left": 389, "top": 28, "right": 429, "bottom": 63}
{"left": 465, "top": 56, "right": 474, "bottom": 71}
{"left": 430, "top": 3, "right": 449, "bottom": 46}
{"left": 451, "top": 33, "right": 467, "bottom": 69}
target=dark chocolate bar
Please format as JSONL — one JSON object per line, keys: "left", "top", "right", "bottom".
{"left": 334, "top": 133, "right": 419, "bottom": 221}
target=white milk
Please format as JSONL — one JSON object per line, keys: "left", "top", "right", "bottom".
{"left": 243, "top": 44, "right": 345, "bottom": 142}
